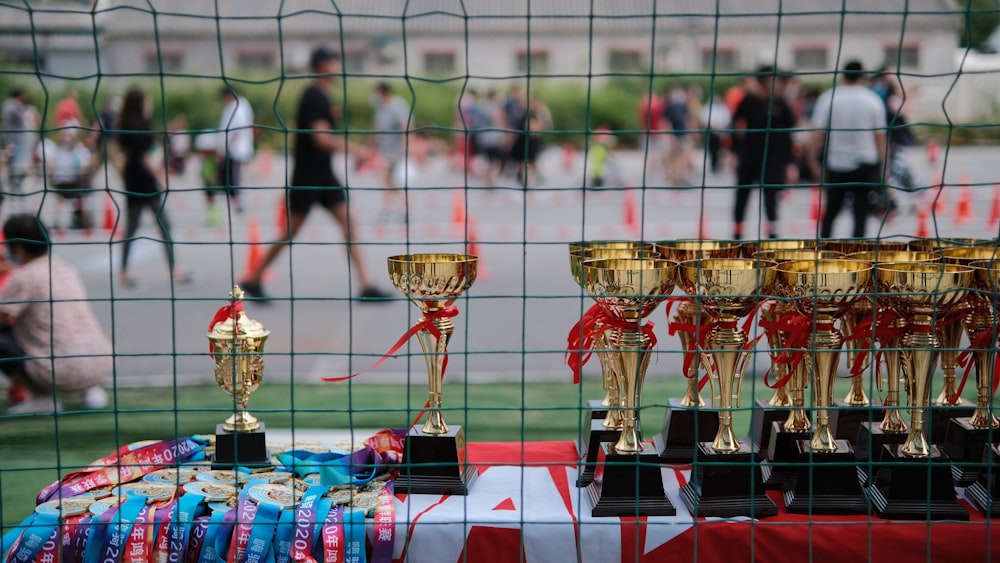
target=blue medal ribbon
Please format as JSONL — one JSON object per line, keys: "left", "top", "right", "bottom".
{"left": 197, "top": 508, "right": 232, "bottom": 563}
{"left": 100, "top": 494, "right": 147, "bottom": 563}
{"left": 342, "top": 509, "right": 366, "bottom": 563}
{"left": 244, "top": 501, "right": 279, "bottom": 563}
{"left": 5, "top": 513, "right": 58, "bottom": 563}
{"left": 272, "top": 510, "right": 295, "bottom": 563}
{"left": 273, "top": 450, "right": 378, "bottom": 488}
{"left": 168, "top": 493, "right": 205, "bottom": 563}
{"left": 82, "top": 504, "right": 120, "bottom": 563}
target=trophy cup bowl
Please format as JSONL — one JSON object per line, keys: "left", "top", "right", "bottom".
{"left": 388, "top": 253, "right": 477, "bottom": 436}
{"left": 820, "top": 239, "right": 909, "bottom": 255}
{"left": 569, "top": 243, "right": 659, "bottom": 287}
{"left": 775, "top": 259, "right": 873, "bottom": 453}
{"left": 678, "top": 258, "right": 777, "bottom": 453}
{"left": 877, "top": 262, "right": 973, "bottom": 457}
{"left": 582, "top": 257, "right": 677, "bottom": 453}
{"left": 757, "top": 239, "right": 822, "bottom": 252}
{"left": 908, "top": 237, "right": 995, "bottom": 253}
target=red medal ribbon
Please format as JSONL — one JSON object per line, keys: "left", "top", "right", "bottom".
{"left": 758, "top": 309, "right": 812, "bottom": 390}
{"left": 564, "top": 304, "right": 606, "bottom": 384}
{"left": 955, "top": 327, "right": 999, "bottom": 404}
{"left": 843, "top": 314, "right": 877, "bottom": 377}
{"left": 207, "top": 301, "right": 244, "bottom": 357}
{"left": 322, "top": 306, "right": 459, "bottom": 383}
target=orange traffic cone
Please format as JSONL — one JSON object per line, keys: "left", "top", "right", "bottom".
{"left": 275, "top": 196, "right": 287, "bottom": 235}
{"left": 930, "top": 175, "right": 945, "bottom": 216}
{"left": 926, "top": 137, "right": 939, "bottom": 165}
{"left": 988, "top": 186, "right": 1000, "bottom": 228}
{"left": 562, "top": 143, "right": 575, "bottom": 170}
{"left": 257, "top": 147, "right": 273, "bottom": 178}
{"left": 624, "top": 190, "right": 638, "bottom": 233}
{"left": 466, "top": 217, "right": 488, "bottom": 280}
{"left": 698, "top": 212, "right": 710, "bottom": 239}
{"left": 809, "top": 187, "right": 820, "bottom": 221}
{"left": 102, "top": 195, "right": 120, "bottom": 240}
{"left": 452, "top": 189, "right": 466, "bottom": 226}
{"left": 954, "top": 176, "right": 973, "bottom": 224}
{"left": 242, "top": 218, "right": 264, "bottom": 282}
{"left": 916, "top": 207, "right": 930, "bottom": 238}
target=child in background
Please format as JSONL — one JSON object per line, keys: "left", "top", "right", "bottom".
{"left": 194, "top": 132, "right": 222, "bottom": 227}
{"left": 42, "top": 120, "right": 95, "bottom": 229}
{"left": 587, "top": 127, "right": 621, "bottom": 188}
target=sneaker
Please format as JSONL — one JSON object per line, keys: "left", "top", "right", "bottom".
{"left": 240, "top": 280, "right": 271, "bottom": 303}
{"left": 80, "top": 386, "right": 109, "bottom": 409}
{"left": 358, "top": 286, "right": 393, "bottom": 302}
{"left": 7, "top": 396, "right": 63, "bottom": 415}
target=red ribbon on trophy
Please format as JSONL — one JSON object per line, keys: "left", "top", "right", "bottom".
{"left": 758, "top": 309, "right": 812, "bottom": 390}
{"left": 565, "top": 304, "right": 606, "bottom": 384}
{"left": 954, "top": 327, "right": 1000, "bottom": 403}
{"left": 207, "top": 300, "right": 244, "bottom": 357}
{"left": 322, "top": 306, "right": 459, "bottom": 383}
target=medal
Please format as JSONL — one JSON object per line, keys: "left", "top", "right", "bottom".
{"left": 183, "top": 482, "right": 238, "bottom": 502}
{"left": 196, "top": 470, "right": 240, "bottom": 486}
{"left": 247, "top": 484, "right": 300, "bottom": 510}
{"left": 350, "top": 490, "right": 380, "bottom": 516}
{"left": 88, "top": 498, "right": 122, "bottom": 516}
{"left": 143, "top": 467, "right": 200, "bottom": 484}
{"left": 248, "top": 471, "right": 292, "bottom": 483}
{"left": 110, "top": 483, "right": 175, "bottom": 503}
{"left": 35, "top": 497, "right": 93, "bottom": 518}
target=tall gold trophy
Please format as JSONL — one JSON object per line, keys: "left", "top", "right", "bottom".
{"left": 941, "top": 248, "right": 1000, "bottom": 487}
{"left": 677, "top": 258, "right": 779, "bottom": 518}
{"left": 775, "top": 259, "right": 872, "bottom": 513}
{"left": 208, "top": 285, "right": 271, "bottom": 468}
{"left": 581, "top": 257, "right": 677, "bottom": 516}
{"left": 868, "top": 262, "right": 973, "bottom": 520}
{"left": 388, "top": 253, "right": 478, "bottom": 495}
{"left": 568, "top": 243, "right": 659, "bottom": 487}
{"left": 652, "top": 240, "right": 741, "bottom": 463}
{"left": 754, "top": 249, "right": 843, "bottom": 490}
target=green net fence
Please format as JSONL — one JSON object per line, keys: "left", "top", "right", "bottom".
{"left": 1, "top": 0, "right": 1000, "bottom": 561}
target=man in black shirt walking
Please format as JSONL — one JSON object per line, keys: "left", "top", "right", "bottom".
{"left": 241, "top": 46, "right": 390, "bottom": 302}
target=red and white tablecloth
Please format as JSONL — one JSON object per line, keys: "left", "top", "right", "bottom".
{"left": 389, "top": 441, "right": 1000, "bottom": 562}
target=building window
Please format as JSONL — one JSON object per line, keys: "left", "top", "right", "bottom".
{"left": 608, "top": 49, "right": 643, "bottom": 73}
{"left": 144, "top": 51, "right": 183, "bottom": 73}
{"left": 516, "top": 50, "right": 549, "bottom": 74}
{"left": 883, "top": 45, "right": 920, "bottom": 69}
{"left": 424, "top": 51, "right": 456, "bottom": 74}
{"left": 700, "top": 48, "right": 738, "bottom": 71}
{"left": 237, "top": 50, "right": 275, "bottom": 71}
{"left": 793, "top": 47, "right": 827, "bottom": 70}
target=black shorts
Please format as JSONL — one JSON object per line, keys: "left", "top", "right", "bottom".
{"left": 287, "top": 186, "right": 347, "bottom": 215}
{"left": 217, "top": 157, "right": 243, "bottom": 190}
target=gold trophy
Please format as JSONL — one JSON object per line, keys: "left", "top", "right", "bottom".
{"left": 388, "top": 253, "right": 478, "bottom": 495}
{"left": 652, "top": 240, "right": 741, "bottom": 462}
{"left": 775, "top": 259, "right": 872, "bottom": 513}
{"left": 677, "top": 258, "right": 779, "bottom": 518}
{"left": 820, "top": 239, "right": 908, "bottom": 255}
{"left": 581, "top": 257, "right": 677, "bottom": 516}
{"left": 753, "top": 249, "right": 842, "bottom": 490}
{"left": 966, "top": 259, "right": 1000, "bottom": 515}
{"left": 207, "top": 285, "right": 271, "bottom": 468}
{"left": 868, "top": 262, "right": 973, "bottom": 520}
{"left": 568, "top": 243, "right": 659, "bottom": 487}
{"left": 941, "top": 248, "right": 1000, "bottom": 487}
{"left": 836, "top": 250, "right": 941, "bottom": 446}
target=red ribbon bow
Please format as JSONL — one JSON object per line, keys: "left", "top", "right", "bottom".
{"left": 954, "top": 327, "right": 1000, "bottom": 404}
{"left": 207, "top": 300, "right": 244, "bottom": 357}
{"left": 323, "top": 306, "right": 459, "bottom": 383}
{"left": 565, "top": 304, "right": 606, "bottom": 384}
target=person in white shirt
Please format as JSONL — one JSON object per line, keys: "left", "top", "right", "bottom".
{"left": 214, "top": 87, "right": 255, "bottom": 214}
{"left": 809, "top": 60, "right": 887, "bottom": 238}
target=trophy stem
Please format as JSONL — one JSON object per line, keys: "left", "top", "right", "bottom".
{"left": 675, "top": 303, "right": 706, "bottom": 408}
{"left": 901, "top": 322, "right": 939, "bottom": 457}
{"left": 595, "top": 329, "right": 614, "bottom": 407}
{"left": 599, "top": 343, "right": 624, "bottom": 429}
{"left": 415, "top": 311, "right": 455, "bottom": 436}
{"left": 879, "top": 347, "right": 908, "bottom": 433}
{"left": 809, "top": 320, "right": 842, "bottom": 453}
{"left": 703, "top": 319, "right": 747, "bottom": 454}
{"left": 841, "top": 308, "right": 870, "bottom": 406}
{"left": 610, "top": 326, "right": 651, "bottom": 454}
{"left": 224, "top": 410, "right": 260, "bottom": 433}
{"left": 934, "top": 319, "right": 964, "bottom": 405}
{"left": 783, "top": 355, "right": 811, "bottom": 432}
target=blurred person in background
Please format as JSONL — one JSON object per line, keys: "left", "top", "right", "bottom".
{"left": 0, "top": 214, "right": 111, "bottom": 414}
{"left": 371, "top": 82, "right": 410, "bottom": 223}
{"left": 115, "top": 87, "right": 191, "bottom": 287}
{"left": 215, "top": 86, "right": 255, "bottom": 214}
{"left": 40, "top": 120, "right": 95, "bottom": 230}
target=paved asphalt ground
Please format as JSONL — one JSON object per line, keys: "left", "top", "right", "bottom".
{"left": 4, "top": 143, "right": 999, "bottom": 390}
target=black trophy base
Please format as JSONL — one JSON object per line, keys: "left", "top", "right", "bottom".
{"left": 576, "top": 419, "right": 621, "bottom": 487}
{"left": 654, "top": 398, "right": 720, "bottom": 464}
{"left": 783, "top": 440, "right": 869, "bottom": 514}
{"left": 750, "top": 399, "right": 791, "bottom": 455}
{"left": 966, "top": 444, "right": 1000, "bottom": 517}
{"left": 865, "top": 444, "right": 970, "bottom": 521}
{"left": 942, "top": 417, "right": 993, "bottom": 487}
{"left": 212, "top": 423, "right": 271, "bottom": 469}
{"left": 930, "top": 400, "right": 975, "bottom": 444}
{"left": 855, "top": 421, "right": 907, "bottom": 463}
{"left": 761, "top": 421, "right": 810, "bottom": 491}
{"left": 680, "top": 439, "right": 778, "bottom": 519}
{"left": 831, "top": 400, "right": 881, "bottom": 445}
{"left": 397, "top": 426, "right": 478, "bottom": 496}
{"left": 586, "top": 442, "right": 675, "bottom": 517}
{"left": 587, "top": 399, "right": 609, "bottom": 420}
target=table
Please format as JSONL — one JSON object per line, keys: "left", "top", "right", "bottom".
{"left": 398, "top": 441, "right": 1000, "bottom": 562}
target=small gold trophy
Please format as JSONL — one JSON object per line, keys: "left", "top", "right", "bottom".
{"left": 581, "top": 256, "right": 677, "bottom": 516}
{"left": 568, "top": 243, "right": 659, "bottom": 488}
{"left": 677, "top": 258, "right": 779, "bottom": 518}
{"left": 208, "top": 285, "right": 271, "bottom": 468}
{"left": 775, "top": 259, "right": 872, "bottom": 514}
{"left": 388, "top": 253, "right": 477, "bottom": 495}
{"left": 869, "top": 262, "right": 973, "bottom": 520}
{"left": 941, "top": 248, "right": 1000, "bottom": 486}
